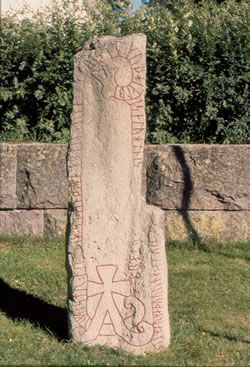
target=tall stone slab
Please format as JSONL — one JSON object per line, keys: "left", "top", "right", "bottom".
{"left": 67, "top": 34, "right": 170, "bottom": 354}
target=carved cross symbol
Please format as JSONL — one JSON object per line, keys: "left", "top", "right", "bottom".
{"left": 78, "top": 264, "right": 154, "bottom": 346}
{"left": 88, "top": 264, "right": 130, "bottom": 303}
{"left": 77, "top": 265, "right": 129, "bottom": 341}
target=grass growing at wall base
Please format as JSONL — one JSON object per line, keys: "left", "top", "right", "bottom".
{"left": 0, "top": 235, "right": 248, "bottom": 366}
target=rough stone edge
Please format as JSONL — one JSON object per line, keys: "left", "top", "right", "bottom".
{"left": 0, "top": 144, "right": 17, "bottom": 209}
{"left": 164, "top": 210, "right": 250, "bottom": 242}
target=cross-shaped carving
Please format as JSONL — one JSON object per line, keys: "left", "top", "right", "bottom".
{"left": 88, "top": 265, "right": 130, "bottom": 299}
{"left": 78, "top": 264, "right": 154, "bottom": 347}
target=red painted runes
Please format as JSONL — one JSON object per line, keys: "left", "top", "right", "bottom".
{"left": 74, "top": 264, "right": 154, "bottom": 347}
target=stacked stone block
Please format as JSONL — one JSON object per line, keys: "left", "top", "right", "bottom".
{"left": 0, "top": 143, "right": 68, "bottom": 236}
{"left": 145, "top": 144, "right": 250, "bottom": 242}
{"left": 0, "top": 143, "right": 249, "bottom": 242}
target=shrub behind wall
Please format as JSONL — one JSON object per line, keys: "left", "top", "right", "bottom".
{"left": 0, "top": 0, "right": 248, "bottom": 144}
{"left": 0, "top": 0, "right": 121, "bottom": 143}
{"left": 122, "top": 0, "right": 249, "bottom": 143}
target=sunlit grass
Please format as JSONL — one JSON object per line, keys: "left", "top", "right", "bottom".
{"left": 0, "top": 235, "right": 248, "bottom": 366}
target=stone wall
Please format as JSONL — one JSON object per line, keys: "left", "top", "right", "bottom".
{"left": 145, "top": 144, "right": 249, "bottom": 242}
{"left": 0, "top": 143, "right": 249, "bottom": 241}
{"left": 0, "top": 143, "right": 68, "bottom": 237}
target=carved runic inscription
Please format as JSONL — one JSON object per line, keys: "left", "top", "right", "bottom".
{"left": 72, "top": 263, "right": 154, "bottom": 346}
{"left": 67, "top": 34, "right": 170, "bottom": 354}
{"left": 74, "top": 36, "right": 146, "bottom": 167}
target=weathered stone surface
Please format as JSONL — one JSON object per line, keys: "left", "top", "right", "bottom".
{"left": 0, "top": 144, "right": 17, "bottom": 209}
{"left": 67, "top": 35, "right": 170, "bottom": 354}
{"left": 44, "top": 209, "right": 67, "bottom": 236}
{"left": 146, "top": 144, "right": 250, "bottom": 210}
{"left": 0, "top": 141, "right": 248, "bottom": 242}
{"left": 165, "top": 210, "right": 249, "bottom": 242}
{"left": 0, "top": 210, "right": 43, "bottom": 235}
{"left": 16, "top": 143, "right": 68, "bottom": 209}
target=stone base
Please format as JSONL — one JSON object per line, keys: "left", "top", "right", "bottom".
{"left": 0, "top": 210, "right": 44, "bottom": 236}
{"left": 165, "top": 210, "right": 250, "bottom": 242}
{"left": 0, "top": 209, "right": 67, "bottom": 237}
{"left": 44, "top": 209, "right": 67, "bottom": 237}
{"left": 0, "top": 209, "right": 248, "bottom": 242}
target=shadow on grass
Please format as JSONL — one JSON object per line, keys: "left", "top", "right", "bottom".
{"left": 200, "top": 328, "right": 250, "bottom": 345}
{"left": 0, "top": 278, "right": 68, "bottom": 341}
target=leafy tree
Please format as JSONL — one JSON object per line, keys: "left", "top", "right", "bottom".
{"left": 0, "top": 0, "right": 248, "bottom": 144}
{"left": 142, "top": 0, "right": 243, "bottom": 7}
{"left": 0, "top": 0, "right": 121, "bottom": 142}
{"left": 106, "top": 0, "right": 132, "bottom": 16}
{"left": 122, "top": 0, "right": 249, "bottom": 143}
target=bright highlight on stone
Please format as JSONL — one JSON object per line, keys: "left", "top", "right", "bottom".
{"left": 67, "top": 34, "right": 170, "bottom": 354}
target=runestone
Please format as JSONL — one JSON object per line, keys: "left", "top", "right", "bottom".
{"left": 67, "top": 34, "right": 170, "bottom": 354}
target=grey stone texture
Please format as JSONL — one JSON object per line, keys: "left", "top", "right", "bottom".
{"left": 0, "top": 142, "right": 248, "bottom": 241}
{"left": 0, "top": 210, "right": 43, "bottom": 235}
{"left": 165, "top": 210, "right": 249, "bottom": 242}
{"left": 0, "top": 208, "right": 67, "bottom": 237}
{"left": 0, "top": 143, "right": 67, "bottom": 237}
{"left": 44, "top": 209, "right": 68, "bottom": 237}
{"left": 67, "top": 34, "right": 170, "bottom": 354}
{"left": 16, "top": 143, "right": 68, "bottom": 209}
{"left": 0, "top": 144, "right": 17, "bottom": 208}
{"left": 145, "top": 144, "right": 250, "bottom": 211}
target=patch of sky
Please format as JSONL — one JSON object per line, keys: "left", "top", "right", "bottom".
{"left": 131, "top": 0, "right": 142, "bottom": 11}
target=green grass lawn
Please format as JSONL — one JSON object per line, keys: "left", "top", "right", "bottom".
{"left": 0, "top": 236, "right": 248, "bottom": 366}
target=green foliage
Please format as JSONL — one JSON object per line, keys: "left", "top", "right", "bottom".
{"left": 122, "top": 0, "right": 249, "bottom": 143}
{"left": 0, "top": 0, "right": 248, "bottom": 143}
{"left": 0, "top": 0, "right": 121, "bottom": 143}
{"left": 107, "top": 0, "right": 132, "bottom": 17}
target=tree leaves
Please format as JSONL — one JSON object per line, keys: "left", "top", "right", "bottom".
{"left": 0, "top": 0, "right": 248, "bottom": 144}
{"left": 122, "top": 0, "right": 249, "bottom": 144}
{"left": 0, "top": 0, "right": 121, "bottom": 143}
